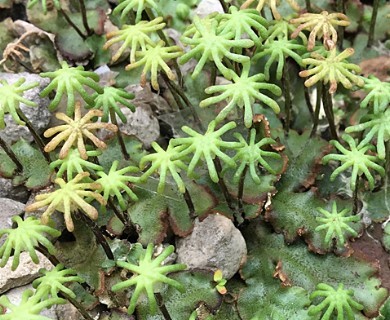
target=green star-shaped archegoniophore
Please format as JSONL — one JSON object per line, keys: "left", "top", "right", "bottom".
{"left": 0, "top": 289, "right": 65, "bottom": 320}
{"left": 315, "top": 202, "right": 360, "bottom": 246}
{"left": 216, "top": 6, "right": 268, "bottom": 44}
{"left": 50, "top": 148, "right": 103, "bottom": 181}
{"left": 0, "top": 78, "right": 38, "bottom": 129}
{"left": 43, "top": 102, "right": 118, "bottom": 160}
{"left": 200, "top": 62, "right": 281, "bottom": 128}
{"left": 171, "top": 121, "right": 242, "bottom": 183}
{"left": 240, "top": 0, "right": 300, "bottom": 20}
{"left": 308, "top": 283, "right": 364, "bottom": 320}
{"left": 266, "top": 18, "right": 307, "bottom": 43}
{"left": 125, "top": 40, "right": 183, "bottom": 90}
{"left": 0, "top": 216, "right": 60, "bottom": 271}
{"left": 299, "top": 46, "right": 364, "bottom": 94}
{"left": 25, "top": 172, "right": 106, "bottom": 232}
{"left": 111, "top": 244, "right": 186, "bottom": 315}
{"left": 91, "top": 87, "right": 135, "bottom": 123}
{"left": 232, "top": 128, "right": 281, "bottom": 184}
{"left": 40, "top": 61, "right": 103, "bottom": 116}
{"left": 103, "top": 18, "right": 166, "bottom": 64}
{"left": 253, "top": 38, "right": 305, "bottom": 80}
{"left": 359, "top": 76, "right": 390, "bottom": 114}
{"left": 290, "top": 11, "right": 350, "bottom": 51}
{"left": 179, "top": 15, "right": 253, "bottom": 79}
{"left": 96, "top": 160, "right": 139, "bottom": 210}
{"left": 345, "top": 109, "right": 390, "bottom": 160}
{"left": 113, "top": 0, "right": 160, "bottom": 23}
{"left": 322, "top": 134, "right": 385, "bottom": 191}
{"left": 27, "top": 0, "right": 61, "bottom": 14}
{"left": 139, "top": 142, "right": 188, "bottom": 194}
{"left": 33, "top": 264, "right": 84, "bottom": 299}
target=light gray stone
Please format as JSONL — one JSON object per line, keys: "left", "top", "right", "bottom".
{"left": 0, "top": 72, "right": 51, "bottom": 144}
{"left": 0, "top": 251, "right": 53, "bottom": 294}
{"left": 0, "top": 197, "right": 25, "bottom": 230}
{"left": 195, "top": 0, "right": 224, "bottom": 17}
{"left": 176, "top": 214, "right": 247, "bottom": 279}
{"left": 0, "top": 177, "right": 30, "bottom": 202}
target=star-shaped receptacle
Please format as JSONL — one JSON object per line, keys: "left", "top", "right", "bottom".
{"left": 111, "top": 244, "right": 186, "bottom": 315}
{"left": 25, "top": 172, "right": 106, "bottom": 232}
{"left": 43, "top": 102, "right": 118, "bottom": 160}
{"left": 103, "top": 17, "right": 166, "bottom": 64}
{"left": 299, "top": 46, "right": 364, "bottom": 94}
{"left": 232, "top": 128, "right": 281, "bottom": 184}
{"left": 200, "top": 63, "right": 281, "bottom": 128}
{"left": 27, "top": 0, "right": 60, "bottom": 14}
{"left": 0, "top": 77, "right": 38, "bottom": 129}
{"left": 179, "top": 16, "right": 253, "bottom": 79}
{"left": 241, "top": 0, "right": 300, "bottom": 20}
{"left": 0, "top": 216, "right": 60, "bottom": 271}
{"left": 290, "top": 11, "right": 350, "bottom": 51}
{"left": 113, "top": 0, "right": 160, "bottom": 23}
{"left": 96, "top": 160, "right": 140, "bottom": 210}
{"left": 359, "top": 76, "right": 390, "bottom": 114}
{"left": 171, "top": 121, "right": 242, "bottom": 183}
{"left": 308, "top": 283, "right": 364, "bottom": 319}
{"left": 140, "top": 142, "right": 188, "bottom": 194}
{"left": 315, "top": 202, "right": 360, "bottom": 246}
{"left": 40, "top": 61, "right": 103, "bottom": 116}
{"left": 322, "top": 134, "right": 385, "bottom": 191}
{"left": 126, "top": 40, "right": 182, "bottom": 90}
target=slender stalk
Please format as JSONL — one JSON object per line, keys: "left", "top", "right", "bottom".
{"left": 304, "top": 86, "right": 314, "bottom": 121}
{"left": 219, "top": 0, "right": 229, "bottom": 13}
{"left": 237, "top": 165, "right": 248, "bottom": 223}
{"left": 79, "top": 0, "right": 93, "bottom": 36}
{"left": 0, "top": 136, "right": 23, "bottom": 173}
{"left": 109, "top": 109, "right": 129, "bottom": 160}
{"left": 282, "top": 60, "right": 292, "bottom": 135}
{"left": 108, "top": 196, "right": 129, "bottom": 226}
{"left": 162, "top": 75, "right": 184, "bottom": 111}
{"left": 213, "top": 158, "right": 236, "bottom": 213}
{"left": 144, "top": 8, "right": 183, "bottom": 84}
{"left": 183, "top": 187, "right": 196, "bottom": 219}
{"left": 322, "top": 84, "right": 338, "bottom": 140}
{"left": 305, "top": 0, "right": 312, "bottom": 12}
{"left": 16, "top": 109, "right": 51, "bottom": 163}
{"left": 310, "top": 83, "right": 322, "bottom": 137}
{"left": 352, "top": 176, "right": 359, "bottom": 214}
{"left": 59, "top": 292, "right": 94, "bottom": 320}
{"left": 210, "top": 65, "right": 217, "bottom": 87}
{"left": 75, "top": 211, "right": 114, "bottom": 260}
{"left": 155, "top": 292, "right": 172, "bottom": 320}
{"left": 59, "top": 9, "right": 87, "bottom": 40}
{"left": 368, "top": 0, "right": 380, "bottom": 47}
{"left": 36, "top": 244, "right": 61, "bottom": 266}
{"left": 336, "top": 0, "right": 345, "bottom": 49}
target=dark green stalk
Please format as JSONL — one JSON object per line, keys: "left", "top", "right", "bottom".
{"left": 108, "top": 197, "right": 129, "bottom": 226}
{"left": 59, "top": 8, "right": 87, "bottom": 40}
{"left": 155, "top": 292, "right": 172, "bottom": 320}
{"left": 36, "top": 244, "right": 61, "bottom": 266}
{"left": 219, "top": 0, "right": 229, "bottom": 13}
{"left": 109, "top": 109, "right": 129, "bottom": 160}
{"left": 305, "top": 0, "right": 312, "bottom": 12}
{"left": 322, "top": 84, "right": 338, "bottom": 141}
{"left": 144, "top": 8, "right": 183, "bottom": 85}
{"left": 304, "top": 86, "right": 314, "bottom": 121}
{"left": 59, "top": 292, "right": 94, "bottom": 320}
{"left": 213, "top": 158, "right": 236, "bottom": 213}
{"left": 210, "top": 65, "right": 217, "bottom": 87}
{"left": 282, "top": 60, "right": 292, "bottom": 135}
{"left": 0, "top": 136, "right": 23, "bottom": 173}
{"left": 79, "top": 0, "right": 93, "bottom": 36}
{"left": 162, "top": 74, "right": 183, "bottom": 111}
{"left": 180, "top": 174, "right": 196, "bottom": 219}
{"left": 310, "top": 83, "right": 322, "bottom": 137}
{"left": 352, "top": 176, "right": 359, "bottom": 214}
{"left": 75, "top": 211, "right": 114, "bottom": 260}
{"left": 336, "top": 0, "right": 345, "bottom": 49}
{"left": 237, "top": 165, "right": 248, "bottom": 223}
{"left": 16, "top": 109, "right": 51, "bottom": 163}
{"left": 368, "top": 0, "right": 380, "bottom": 47}
{"left": 385, "top": 140, "right": 390, "bottom": 182}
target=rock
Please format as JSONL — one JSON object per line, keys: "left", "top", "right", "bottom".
{"left": 0, "top": 177, "right": 30, "bottom": 203}
{"left": 55, "top": 302, "right": 84, "bottom": 320}
{"left": 195, "top": 0, "right": 224, "bottom": 17}
{"left": 0, "top": 72, "right": 51, "bottom": 144}
{"left": 176, "top": 214, "right": 247, "bottom": 279}
{"left": 0, "top": 284, "right": 56, "bottom": 319}
{"left": 0, "top": 198, "right": 25, "bottom": 246}
{"left": 0, "top": 251, "right": 53, "bottom": 294}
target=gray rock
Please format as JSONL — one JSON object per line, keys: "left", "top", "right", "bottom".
{"left": 1, "top": 284, "right": 56, "bottom": 318}
{"left": 195, "top": 0, "right": 224, "bottom": 17}
{"left": 0, "top": 198, "right": 25, "bottom": 245}
{"left": 0, "top": 72, "right": 51, "bottom": 144}
{"left": 176, "top": 214, "right": 247, "bottom": 279}
{"left": 0, "top": 251, "right": 53, "bottom": 294}
{"left": 55, "top": 302, "right": 84, "bottom": 320}
{"left": 0, "top": 177, "right": 30, "bottom": 202}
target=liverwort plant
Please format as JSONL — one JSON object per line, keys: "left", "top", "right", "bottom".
{"left": 113, "top": 0, "right": 160, "bottom": 23}
{"left": 40, "top": 62, "right": 103, "bottom": 116}
{"left": 112, "top": 244, "right": 186, "bottom": 315}
{"left": 240, "top": 0, "right": 300, "bottom": 20}
{"left": 0, "top": 216, "right": 60, "bottom": 270}
{"left": 359, "top": 76, "right": 390, "bottom": 114}
{"left": 200, "top": 62, "right": 281, "bottom": 128}
{"left": 308, "top": 283, "right": 364, "bottom": 319}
